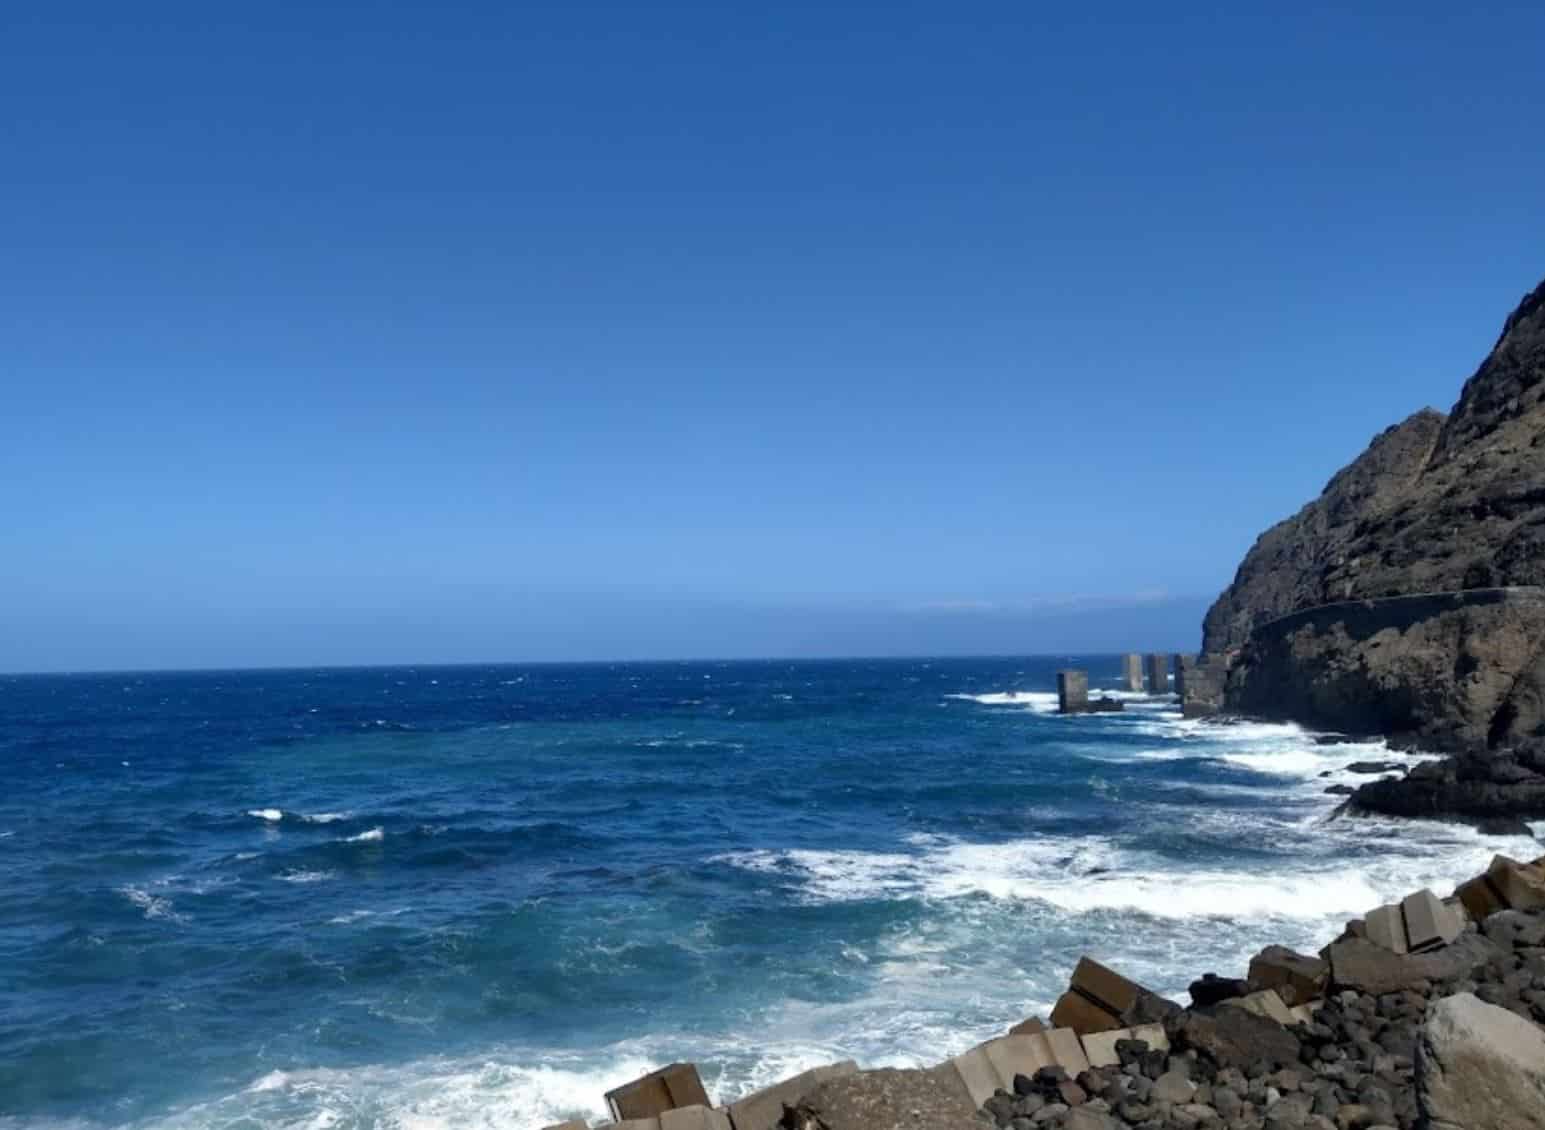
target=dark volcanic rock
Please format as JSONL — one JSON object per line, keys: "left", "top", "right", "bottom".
{"left": 1350, "top": 748, "right": 1545, "bottom": 822}
{"left": 1200, "top": 277, "right": 1545, "bottom": 759}
{"left": 1168, "top": 1003, "right": 1301, "bottom": 1070}
{"left": 1189, "top": 973, "right": 1251, "bottom": 1008}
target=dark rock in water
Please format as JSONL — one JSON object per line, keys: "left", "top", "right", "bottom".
{"left": 1324, "top": 784, "right": 1356, "bottom": 796}
{"left": 1350, "top": 748, "right": 1545, "bottom": 825}
{"left": 1200, "top": 278, "right": 1545, "bottom": 760}
{"left": 1189, "top": 973, "right": 1251, "bottom": 1008}
{"left": 1345, "top": 761, "right": 1404, "bottom": 775}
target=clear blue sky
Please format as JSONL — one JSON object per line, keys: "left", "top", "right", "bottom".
{"left": 4, "top": 2, "right": 1543, "bottom": 671}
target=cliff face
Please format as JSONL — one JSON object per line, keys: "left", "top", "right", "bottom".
{"left": 1204, "top": 277, "right": 1545, "bottom": 751}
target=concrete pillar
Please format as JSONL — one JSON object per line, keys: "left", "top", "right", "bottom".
{"left": 1120, "top": 653, "right": 1143, "bottom": 691}
{"left": 1172, "top": 654, "right": 1196, "bottom": 697}
{"left": 1145, "top": 653, "right": 1169, "bottom": 694}
{"left": 1057, "top": 669, "right": 1089, "bottom": 713}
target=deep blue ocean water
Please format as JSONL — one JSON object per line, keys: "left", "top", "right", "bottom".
{"left": 2, "top": 657, "right": 1538, "bottom": 1129}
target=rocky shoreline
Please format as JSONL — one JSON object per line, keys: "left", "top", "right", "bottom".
{"left": 550, "top": 855, "right": 1545, "bottom": 1130}
{"left": 1191, "top": 274, "right": 1545, "bottom": 829}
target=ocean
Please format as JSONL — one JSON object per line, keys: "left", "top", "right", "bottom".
{"left": 2, "top": 657, "right": 1537, "bottom": 1130}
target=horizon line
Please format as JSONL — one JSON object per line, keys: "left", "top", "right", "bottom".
{"left": 0, "top": 648, "right": 1202, "bottom": 680}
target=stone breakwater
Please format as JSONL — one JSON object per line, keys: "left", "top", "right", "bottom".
{"left": 552, "top": 853, "right": 1545, "bottom": 1130}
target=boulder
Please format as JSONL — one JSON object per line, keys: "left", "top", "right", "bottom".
{"left": 1150, "top": 1071, "right": 1196, "bottom": 1105}
{"left": 1063, "top": 1108, "right": 1118, "bottom": 1130}
{"left": 1481, "top": 909, "right": 1545, "bottom": 950}
{"left": 1327, "top": 933, "right": 1500, "bottom": 995}
{"left": 1190, "top": 974, "right": 1251, "bottom": 1008}
{"left": 1168, "top": 1004, "right": 1301, "bottom": 1070}
{"left": 1248, "top": 946, "right": 1327, "bottom": 1006}
{"left": 782, "top": 1067, "right": 979, "bottom": 1130}
{"left": 1416, "top": 992, "right": 1545, "bottom": 1130}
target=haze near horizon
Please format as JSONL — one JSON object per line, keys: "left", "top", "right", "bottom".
{"left": 5, "top": 1, "right": 1544, "bottom": 672}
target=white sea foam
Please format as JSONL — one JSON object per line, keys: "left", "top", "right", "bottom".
{"left": 301, "top": 812, "right": 349, "bottom": 824}
{"left": 277, "top": 869, "right": 337, "bottom": 884}
{"left": 715, "top": 817, "right": 1536, "bottom": 926}
{"left": 344, "top": 826, "right": 384, "bottom": 843}
{"left": 944, "top": 691, "right": 1058, "bottom": 713}
{"left": 154, "top": 1051, "right": 664, "bottom": 1130}
{"left": 247, "top": 808, "right": 284, "bottom": 822}
{"left": 118, "top": 885, "right": 187, "bottom": 924}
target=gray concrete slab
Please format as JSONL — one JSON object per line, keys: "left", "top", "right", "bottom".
{"left": 660, "top": 1106, "right": 731, "bottom": 1130}
{"left": 1402, "top": 887, "right": 1464, "bottom": 952}
{"left": 1044, "top": 1027, "right": 1089, "bottom": 1074}
{"left": 949, "top": 1046, "right": 1003, "bottom": 1109}
{"left": 1121, "top": 654, "right": 1144, "bottom": 692}
{"left": 1364, "top": 903, "right": 1410, "bottom": 954}
{"left": 1219, "top": 989, "right": 1294, "bottom": 1025}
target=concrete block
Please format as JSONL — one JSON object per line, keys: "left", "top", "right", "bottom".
{"left": 1144, "top": 653, "right": 1169, "bottom": 694}
{"left": 1363, "top": 904, "right": 1410, "bottom": 954}
{"left": 1121, "top": 654, "right": 1144, "bottom": 692}
{"left": 1057, "top": 669, "right": 1089, "bottom": 713}
{"left": 1172, "top": 654, "right": 1195, "bottom": 697}
{"left": 1287, "top": 1004, "right": 1316, "bottom": 1025}
{"left": 660, "top": 1107, "right": 731, "bottom": 1130}
{"left": 1079, "top": 1029, "right": 1125, "bottom": 1069}
{"left": 1219, "top": 989, "right": 1294, "bottom": 1026}
{"left": 1069, "top": 956, "right": 1143, "bottom": 1017}
{"left": 948, "top": 1045, "right": 1004, "bottom": 1109}
{"left": 1247, "top": 945, "right": 1326, "bottom": 1006}
{"left": 1008, "top": 1016, "right": 1046, "bottom": 1036}
{"left": 1487, "top": 855, "right": 1545, "bottom": 910}
{"left": 1079, "top": 1023, "right": 1169, "bottom": 1069}
{"left": 607, "top": 1064, "right": 711, "bottom": 1122}
{"left": 1049, "top": 989, "right": 1123, "bottom": 1035}
{"left": 1402, "top": 888, "right": 1464, "bottom": 952}
{"left": 725, "top": 1061, "right": 857, "bottom": 1130}
{"left": 983, "top": 1034, "right": 1057, "bottom": 1087}
{"left": 1454, "top": 872, "right": 1509, "bottom": 922}
{"left": 1044, "top": 1027, "right": 1089, "bottom": 1074}
{"left": 1129, "top": 1023, "right": 1169, "bottom": 1053}
{"left": 612, "top": 1122, "right": 660, "bottom": 1130}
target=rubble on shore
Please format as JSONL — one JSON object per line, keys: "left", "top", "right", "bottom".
{"left": 546, "top": 854, "right": 1545, "bottom": 1130}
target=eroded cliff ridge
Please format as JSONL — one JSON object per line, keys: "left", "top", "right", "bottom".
{"left": 1203, "top": 277, "right": 1545, "bottom": 752}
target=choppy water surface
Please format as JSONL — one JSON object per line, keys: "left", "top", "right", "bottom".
{"left": 1, "top": 658, "right": 1535, "bottom": 1129}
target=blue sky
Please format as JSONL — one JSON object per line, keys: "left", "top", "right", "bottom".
{"left": 4, "top": 1, "right": 1543, "bottom": 670}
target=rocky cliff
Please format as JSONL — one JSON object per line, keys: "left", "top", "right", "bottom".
{"left": 1202, "top": 277, "right": 1545, "bottom": 753}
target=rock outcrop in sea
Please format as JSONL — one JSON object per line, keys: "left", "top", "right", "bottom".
{"left": 1197, "top": 275, "right": 1545, "bottom": 821}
